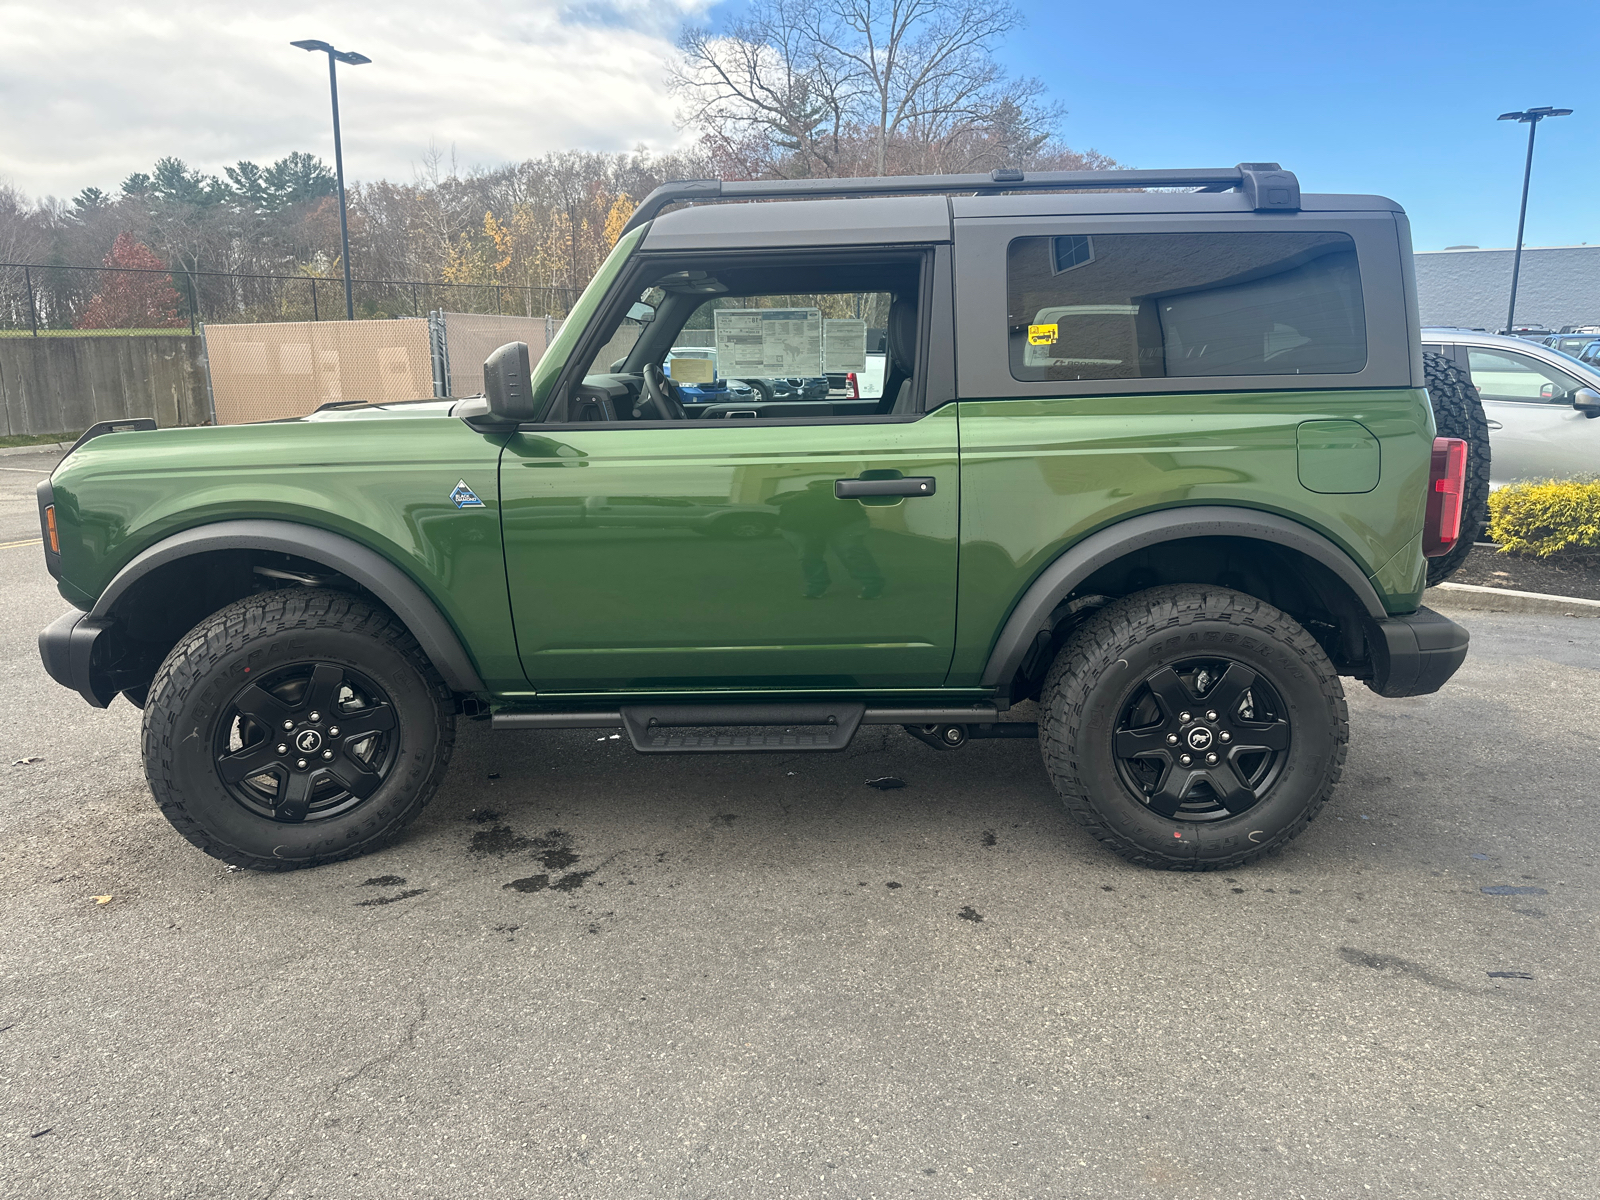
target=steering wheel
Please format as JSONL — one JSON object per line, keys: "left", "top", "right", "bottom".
{"left": 639, "top": 363, "right": 687, "bottom": 420}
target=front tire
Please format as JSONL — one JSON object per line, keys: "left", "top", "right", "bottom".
{"left": 1040, "top": 586, "right": 1348, "bottom": 871}
{"left": 142, "top": 589, "right": 455, "bottom": 871}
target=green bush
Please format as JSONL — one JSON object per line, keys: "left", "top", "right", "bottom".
{"left": 1487, "top": 479, "right": 1600, "bottom": 558}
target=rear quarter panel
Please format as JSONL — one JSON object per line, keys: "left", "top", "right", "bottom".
{"left": 949, "top": 388, "right": 1434, "bottom": 684}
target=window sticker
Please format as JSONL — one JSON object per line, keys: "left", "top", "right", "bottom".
{"left": 1027, "top": 323, "right": 1059, "bottom": 346}
{"left": 823, "top": 318, "right": 868, "bottom": 372}
{"left": 714, "top": 308, "right": 824, "bottom": 376}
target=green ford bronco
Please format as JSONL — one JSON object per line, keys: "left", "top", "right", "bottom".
{"left": 38, "top": 164, "right": 1472, "bottom": 873}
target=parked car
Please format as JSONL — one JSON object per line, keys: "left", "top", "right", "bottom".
{"left": 1542, "top": 334, "right": 1600, "bottom": 359}
{"left": 1423, "top": 328, "right": 1600, "bottom": 485}
{"left": 742, "top": 375, "right": 829, "bottom": 402}
{"left": 39, "top": 162, "right": 1470, "bottom": 875}
{"left": 1499, "top": 325, "right": 1557, "bottom": 341}
{"left": 827, "top": 353, "right": 888, "bottom": 399}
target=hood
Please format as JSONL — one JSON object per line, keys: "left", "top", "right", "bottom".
{"left": 298, "top": 398, "right": 460, "bottom": 422}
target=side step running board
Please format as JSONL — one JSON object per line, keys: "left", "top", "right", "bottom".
{"left": 623, "top": 703, "right": 862, "bottom": 753}
{"left": 491, "top": 704, "right": 1038, "bottom": 753}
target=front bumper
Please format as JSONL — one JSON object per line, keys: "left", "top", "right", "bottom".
{"left": 39, "top": 609, "right": 118, "bottom": 708}
{"left": 1366, "top": 606, "right": 1470, "bottom": 698}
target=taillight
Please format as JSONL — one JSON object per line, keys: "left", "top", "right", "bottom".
{"left": 1422, "top": 436, "right": 1468, "bottom": 557}
{"left": 846, "top": 372, "right": 860, "bottom": 400}
{"left": 45, "top": 505, "right": 59, "bottom": 553}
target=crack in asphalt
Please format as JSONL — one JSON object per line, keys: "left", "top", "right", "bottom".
{"left": 257, "top": 994, "right": 429, "bottom": 1200}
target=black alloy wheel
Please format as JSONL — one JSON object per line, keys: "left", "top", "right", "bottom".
{"left": 143, "top": 588, "right": 455, "bottom": 870}
{"left": 213, "top": 661, "right": 399, "bottom": 824}
{"left": 1111, "top": 658, "right": 1291, "bottom": 821}
{"left": 1039, "top": 585, "right": 1347, "bottom": 870}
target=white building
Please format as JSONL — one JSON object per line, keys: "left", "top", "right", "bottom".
{"left": 1414, "top": 244, "right": 1600, "bottom": 332}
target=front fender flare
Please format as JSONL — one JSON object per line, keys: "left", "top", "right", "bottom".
{"left": 979, "top": 506, "right": 1390, "bottom": 690}
{"left": 89, "top": 520, "right": 487, "bottom": 694}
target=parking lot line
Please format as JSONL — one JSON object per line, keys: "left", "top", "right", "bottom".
{"left": 0, "top": 538, "right": 42, "bottom": 550}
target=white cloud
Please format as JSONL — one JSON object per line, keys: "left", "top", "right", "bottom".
{"left": 0, "top": 0, "right": 711, "bottom": 198}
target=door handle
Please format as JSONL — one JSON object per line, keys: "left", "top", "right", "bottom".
{"left": 1485, "top": 419, "right": 1503, "bottom": 430}
{"left": 835, "top": 476, "right": 936, "bottom": 498}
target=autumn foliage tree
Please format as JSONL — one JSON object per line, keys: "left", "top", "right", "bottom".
{"left": 77, "top": 233, "right": 186, "bottom": 329}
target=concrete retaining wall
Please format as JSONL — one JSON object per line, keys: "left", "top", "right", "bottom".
{"left": 0, "top": 335, "right": 210, "bottom": 437}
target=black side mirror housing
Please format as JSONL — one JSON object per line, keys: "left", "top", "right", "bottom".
{"left": 1573, "top": 386, "right": 1600, "bottom": 417}
{"left": 483, "top": 341, "right": 536, "bottom": 421}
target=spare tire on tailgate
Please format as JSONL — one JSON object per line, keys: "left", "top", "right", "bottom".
{"left": 1422, "top": 350, "right": 1492, "bottom": 587}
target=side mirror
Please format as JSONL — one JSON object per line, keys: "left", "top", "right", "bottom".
{"left": 483, "top": 341, "right": 536, "bottom": 421}
{"left": 626, "top": 301, "right": 655, "bottom": 324}
{"left": 1573, "top": 386, "right": 1600, "bottom": 417}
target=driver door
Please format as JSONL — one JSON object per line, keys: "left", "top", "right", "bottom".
{"left": 498, "top": 247, "right": 960, "bottom": 695}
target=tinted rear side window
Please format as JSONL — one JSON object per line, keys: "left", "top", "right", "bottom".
{"left": 1007, "top": 232, "right": 1367, "bottom": 382}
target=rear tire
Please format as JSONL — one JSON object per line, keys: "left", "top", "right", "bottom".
{"left": 1423, "top": 350, "right": 1492, "bottom": 586}
{"left": 1039, "top": 585, "right": 1348, "bottom": 871}
{"left": 142, "top": 588, "right": 455, "bottom": 871}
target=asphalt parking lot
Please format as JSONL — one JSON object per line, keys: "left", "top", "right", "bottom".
{"left": 2, "top": 447, "right": 1597, "bottom": 1199}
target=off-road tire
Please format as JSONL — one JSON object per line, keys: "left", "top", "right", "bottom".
{"left": 1039, "top": 585, "right": 1348, "bottom": 871}
{"left": 142, "top": 588, "right": 455, "bottom": 871}
{"left": 1423, "top": 350, "right": 1492, "bottom": 586}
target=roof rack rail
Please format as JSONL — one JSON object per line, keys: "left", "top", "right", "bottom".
{"left": 622, "top": 163, "right": 1300, "bottom": 235}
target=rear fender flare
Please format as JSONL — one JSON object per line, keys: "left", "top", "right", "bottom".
{"left": 980, "top": 506, "right": 1389, "bottom": 690}
{"left": 89, "top": 520, "right": 487, "bottom": 694}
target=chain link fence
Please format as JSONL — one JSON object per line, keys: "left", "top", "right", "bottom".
{"left": 0, "top": 261, "right": 581, "bottom": 336}
{"left": 429, "top": 311, "right": 564, "bottom": 398}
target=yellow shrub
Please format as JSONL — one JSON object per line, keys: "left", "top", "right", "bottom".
{"left": 1487, "top": 479, "right": 1600, "bottom": 558}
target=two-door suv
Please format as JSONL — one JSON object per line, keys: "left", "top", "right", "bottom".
{"left": 38, "top": 164, "right": 1471, "bottom": 872}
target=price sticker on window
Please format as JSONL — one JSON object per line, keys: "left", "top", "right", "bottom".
{"left": 1027, "top": 323, "right": 1059, "bottom": 346}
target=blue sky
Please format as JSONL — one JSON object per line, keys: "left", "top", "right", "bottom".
{"left": 993, "top": 0, "right": 1596, "bottom": 251}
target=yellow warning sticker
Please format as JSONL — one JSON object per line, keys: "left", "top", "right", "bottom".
{"left": 1027, "top": 323, "right": 1058, "bottom": 346}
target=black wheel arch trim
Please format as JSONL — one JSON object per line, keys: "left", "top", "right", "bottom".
{"left": 979, "top": 506, "right": 1391, "bottom": 690}
{"left": 85, "top": 520, "right": 487, "bottom": 695}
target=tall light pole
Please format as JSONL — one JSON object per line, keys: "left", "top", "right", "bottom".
{"left": 1497, "top": 106, "right": 1572, "bottom": 334}
{"left": 291, "top": 39, "right": 370, "bottom": 320}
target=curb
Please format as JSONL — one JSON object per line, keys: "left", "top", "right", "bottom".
{"left": 1426, "top": 581, "right": 1600, "bottom": 618}
{"left": 0, "top": 442, "right": 71, "bottom": 459}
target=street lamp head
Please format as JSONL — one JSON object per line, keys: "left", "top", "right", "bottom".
{"left": 290, "top": 39, "right": 370, "bottom": 66}
{"left": 1498, "top": 107, "right": 1574, "bottom": 122}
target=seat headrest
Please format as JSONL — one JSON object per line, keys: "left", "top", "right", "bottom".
{"left": 887, "top": 295, "right": 918, "bottom": 374}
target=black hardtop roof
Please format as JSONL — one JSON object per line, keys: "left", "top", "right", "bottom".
{"left": 624, "top": 163, "right": 1312, "bottom": 237}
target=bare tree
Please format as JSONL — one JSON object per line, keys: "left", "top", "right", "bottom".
{"left": 673, "top": 0, "right": 1067, "bottom": 178}
{"left": 813, "top": 0, "right": 1031, "bottom": 174}
{"left": 672, "top": 0, "right": 854, "bottom": 177}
